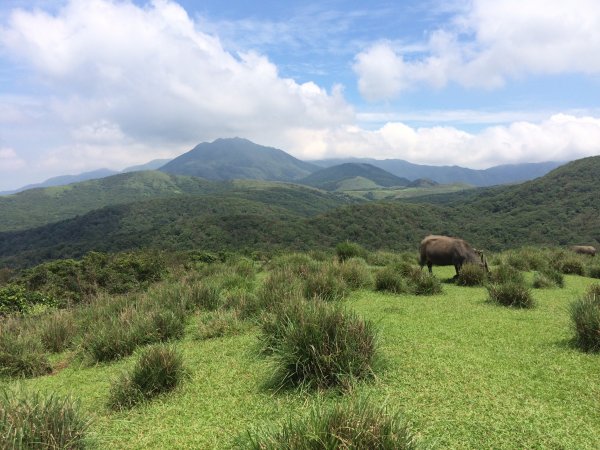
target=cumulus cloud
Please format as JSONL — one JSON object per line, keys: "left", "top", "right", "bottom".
{"left": 354, "top": 0, "right": 600, "bottom": 100}
{"left": 299, "top": 114, "right": 600, "bottom": 168}
{"left": 0, "top": 0, "right": 353, "bottom": 173}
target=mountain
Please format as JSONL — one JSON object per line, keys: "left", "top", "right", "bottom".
{"left": 0, "top": 169, "right": 119, "bottom": 195}
{"left": 160, "top": 137, "right": 319, "bottom": 181}
{"left": 298, "top": 163, "right": 410, "bottom": 191}
{"left": 2, "top": 155, "right": 598, "bottom": 267}
{"left": 123, "top": 159, "right": 172, "bottom": 172}
{"left": 310, "top": 157, "right": 564, "bottom": 187}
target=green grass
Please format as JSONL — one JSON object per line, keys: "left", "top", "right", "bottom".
{"left": 1, "top": 266, "right": 599, "bottom": 448}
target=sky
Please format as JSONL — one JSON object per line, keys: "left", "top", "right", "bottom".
{"left": 1, "top": 0, "right": 600, "bottom": 190}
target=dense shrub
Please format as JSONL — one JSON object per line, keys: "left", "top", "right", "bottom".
{"left": 487, "top": 282, "right": 535, "bottom": 308}
{"left": 108, "top": 345, "right": 185, "bottom": 410}
{"left": 338, "top": 258, "right": 375, "bottom": 290}
{"left": 407, "top": 270, "right": 443, "bottom": 295}
{"left": 0, "top": 389, "right": 89, "bottom": 449}
{"left": 239, "top": 398, "right": 418, "bottom": 450}
{"left": 503, "top": 247, "right": 549, "bottom": 272}
{"left": 336, "top": 242, "right": 366, "bottom": 263}
{"left": 456, "top": 263, "right": 487, "bottom": 287}
{"left": 0, "top": 284, "right": 56, "bottom": 316}
{"left": 263, "top": 300, "right": 377, "bottom": 390}
{"left": 569, "top": 285, "right": 600, "bottom": 352}
{"left": 0, "top": 321, "right": 52, "bottom": 377}
{"left": 303, "top": 267, "right": 349, "bottom": 302}
{"left": 375, "top": 267, "right": 406, "bottom": 294}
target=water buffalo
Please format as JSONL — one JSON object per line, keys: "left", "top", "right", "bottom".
{"left": 419, "top": 235, "right": 488, "bottom": 277}
{"left": 570, "top": 245, "right": 596, "bottom": 256}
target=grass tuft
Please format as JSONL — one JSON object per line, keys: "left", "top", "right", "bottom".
{"left": 456, "top": 263, "right": 487, "bottom": 287}
{"left": 487, "top": 282, "right": 535, "bottom": 308}
{"left": 238, "top": 398, "right": 418, "bottom": 450}
{"left": 570, "top": 284, "right": 600, "bottom": 352}
{"left": 375, "top": 267, "right": 407, "bottom": 294}
{"left": 0, "top": 388, "right": 89, "bottom": 449}
{"left": 108, "top": 345, "right": 185, "bottom": 410}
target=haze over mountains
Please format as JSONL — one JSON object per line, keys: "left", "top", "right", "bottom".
{"left": 1, "top": 138, "right": 564, "bottom": 195}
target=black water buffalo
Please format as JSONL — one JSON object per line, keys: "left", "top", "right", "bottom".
{"left": 571, "top": 245, "right": 596, "bottom": 256}
{"left": 419, "top": 235, "right": 488, "bottom": 277}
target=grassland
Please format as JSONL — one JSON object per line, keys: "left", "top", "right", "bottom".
{"left": 2, "top": 260, "right": 599, "bottom": 449}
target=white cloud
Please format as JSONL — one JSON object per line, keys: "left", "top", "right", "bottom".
{"left": 0, "top": 147, "right": 25, "bottom": 171}
{"left": 298, "top": 114, "right": 600, "bottom": 168}
{"left": 0, "top": 0, "right": 353, "bottom": 174}
{"left": 354, "top": 0, "right": 600, "bottom": 100}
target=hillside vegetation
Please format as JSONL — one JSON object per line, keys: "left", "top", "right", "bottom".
{"left": 0, "top": 155, "right": 598, "bottom": 268}
{"left": 299, "top": 163, "right": 410, "bottom": 190}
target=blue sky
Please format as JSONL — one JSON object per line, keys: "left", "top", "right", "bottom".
{"left": 1, "top": 0, "right": 600, "bottom": 190}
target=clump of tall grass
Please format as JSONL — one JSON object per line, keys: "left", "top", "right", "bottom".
{"left": 532, "top": 269, "right": 564, "bottom": 289}
{"left": 335, "top": 242, "right": 367, "bottom": 263}
{"left": 238, "top": 398, "right": 418, "bottom": 450}
{"left": 108, "top": 345, "right": 185, "bottom": 410}
{"left": 196, "top": 310, "right": 246, "bottom": 340}
{"left": 0, "top": 319, "right": 51, "bottom": 378}
{"left": 256, "top": 269, "right": 304, "bottom": 312}
{"left": 587, "top": 265, "right": 600, "bottom": 279}
{"left": 366, "top": 250, "right": 403, "bottom": 267}
{"left": 0, "top": 389, "right": 90, "bottom": 449}
{"left": 489, "top": 264, "right": 525, "bottom": 285}
{"left": 555, "top": 256, "right": 585, "bottom": 275}
{"left": 375, "top": 267, "right": 406, "bottom": 294}
{"left": 39, "top": 309, "right": 78, "bottom": 353}
{"left": 407, "top": 270, "right": 443, "bottom": 295}
{"left": 487, "top": 282, "right": 535, "bottom": 308}
{"left": 338, "top": 258, "right": 375, "bottom": 290}
{"left": 456, "top": 263, "right": 487, "bottom": 287}
{"left": 262, "top": 300, "right": 377, "bottom": 390}
{"left": 570, "top": 284, "right": 600, "bottom": 352}
{"left": 269, "top": 253, "right": 321, "bottom": 279}
{"left": 303, "top": 266, "right": 349, "bottom": 302}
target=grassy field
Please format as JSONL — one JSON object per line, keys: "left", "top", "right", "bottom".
{"left": 1, "top": 265, "right": 599, "bottom": 449}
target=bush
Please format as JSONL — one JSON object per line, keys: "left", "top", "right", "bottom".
{"left": 375, "top": 267, "right": 406, "bottom": 294}
{"left": 366, "top": 251, "right": 403, "bottom": 267}
{"left": 197, "top": 310, "right": 246, "bottom": 340}
{"left": 187, "top": 280, "right": 222, "bottom": 311}
{"left": 108, "top": 345, "right": 185, "bottom": 410}
{"left": 0, "top": 284, "right": 56, "bottom": 316}
{"left": 532, "top": 269, "right": 564, "bottom": 289}
{"left": 0, "top": 321, "right": 52, "bottom": 377}
{"left": 39, "top": 310, "right": 78, "bottom": 353}
{"left": 338, "top": 258, "right": 375, "bottom": 290}
{"left": 587, "top": 265, "right": 600, "bottom": 279}
{"left": 0, "top": 389, "right": 89, "bottom": 449}
{"left": 303, "top": 267, "right": 348, "bottom": 302}
{"left": 487, "top": 282, "right": 535, "bottom": 308}
{"left": 269, "top": 253, "right": 321, "bottom": 279}
{"left": 407, "top": 270, "right": 443, "bottom": 295}
{"left": 489, "top": 264, "right": 524, "bottom": 285}
{"left": 570, "top": 285, "right": 600, "bottom": 352}
{"left": 239, "top": 398, "right": 418, "bottom": 450}
{"left": 556, "top": 257, "right": 585, "bottom": 275}
{"left": 456, "top": 263, "right": 487, "bottom": 287}
{"left": 336, "top": 242, "right": 366, "bottom": 263}
{"left": 263, "top": 300, "right": 377, "bottom": 390}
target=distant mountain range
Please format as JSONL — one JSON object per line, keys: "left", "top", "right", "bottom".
{"left": 310, "top": 157, "right": 564, "bottom": 187}
{"left": 299, "top": 163, "right": 411, "bottom": 191}
{"left": 0, "top": 137, "right": 565, "bottom": 195}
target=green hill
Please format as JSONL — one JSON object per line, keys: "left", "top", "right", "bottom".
{"left": 1, "top": 155, "right": 598, "bottom": 267}
{"left": 0, "top": 171, "right": 351, "bottom": 233}
{"left": 299, "top": 163, "right": 409, "bottom": 191}
{"left": 160, "top": 137, "right": 319, "bottom": 181}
